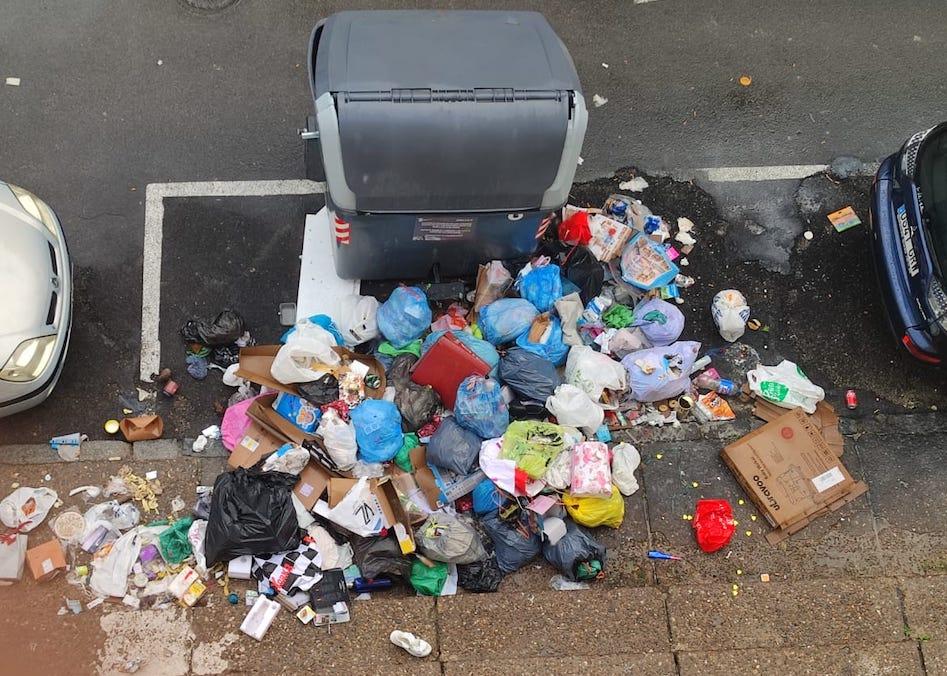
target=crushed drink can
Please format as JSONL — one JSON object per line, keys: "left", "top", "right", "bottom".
{"left": 845, "top": 389, "right": 858, "bottom": 410}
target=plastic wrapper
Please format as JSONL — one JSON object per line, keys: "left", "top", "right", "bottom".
{"left": 611, "top": 443, "right": 641, "bottom": 496}
{"left": 711, "top": 289, "right": 750, "bottom": 342}
{"left": 569, "top": 441, "right": 612, "bottom": 498}
{"left": 631, "top": 298, "right": 685, "bottom": 347}
{"left": 545, "top": 384, "right": 604, "bottom": 430}
{"left": 747, "top": 360, "right": 825, "bottom": 414}
{"left": 415, "top": 513, "right": 487, "bottom": 564}
{"left": 158, "top": 516, "right": 194, "bottom": 565}
{"left": 515, "top": 316, "right": 569, "bottom": 366}
{"left": 517, "top": 263, "right": 562, "bottom": 313}
{"left": 565, "top": 346, "right": 627, "bottom": 401}
{"left": 499, "top": 421, "right": 565, "bottom": 480}
{"left": 454, "top": 376, "right": 509, "bottom": 438}
{"left": 555, "top": 292, "right": 584, "bottom": 346}
{"left": 376, "top": 286, "right": 432, "bottom": 348}
{"left": 316, "top": 409, "right": 357, "bottom": 471}
{"left": 542, "top": 518, "right": 606, "bottom": 581}
{"left": 498, "top": 348, "right": 560, "bottom": 403}
{"left": 350, "top": 399, "right": 404, "bottom": 464}
{"left": 562, "top": 485, "right": 624, "bottom": 529}
{"left": 203, "top": 469, "right": 301, "bottom": 565}
{"left": 426, "top": 416, "right": 482, "bottom": 475}
{"left": 621, "top": 341, "right": 701, "bottom": 403}
{"left": 479, "top": 298, "right": 539, "bottom": 345}
{"left": 619, "top": 232, "right": 679, "bottom": 290}
{"left": 180, "top": 309, "right": 246, "bottom": 346}
{"left": 480, "top": 512, "right": 542, "bottom": 574}
{"left": 693, "top": 499, "right": 735, "bottom": 553}
{"left": 457, "top": 519, "right": 504, "bottom": 592}
{"left": 273, "top": 392, "right": 321, "bottom": 434}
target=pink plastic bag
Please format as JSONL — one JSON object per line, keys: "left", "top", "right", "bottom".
{"left": 569, "top": 441, "right": 612, "bottom": 498}
{"left": 221, "top": 394, "right": 264, "bottom": 451}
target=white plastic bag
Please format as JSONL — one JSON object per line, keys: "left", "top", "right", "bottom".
{"left": 543, "top": 449, "right": 573, "bottom": 490}
{"left": 270, "top": 326, "right": 340, "bottom": 384}
{"left": 306, "top": 524, "right": 354, "bottom": 570}
{"left": 545, "top": 384, "right": 604, "bottom": 431}
{"left": 261, "top": 444, "right": 310, "bottom": 475}
{"left": 188, "top": 519, "right": 208, "bottom": 576}
{"left": 711, "top": 290, "right": 750, "bottom": 342}
{"left": 336, "top": 295, "right": 380, "bottom": 346}
{"left": 317, "top": 409, "right": 358, "bottom": 471}
{"left": 611, "top": 443, "right": 641, "bottom": 496}
{"left": 564, "top": 345, "right": 627, "bottom": 401}
{"left": 313, "top": 477, "right": 386, "bottom": 537}
{"left": 0, "top": 487, "right": 58, "bottom": 531}
{"left": 90, "top": 527, "right": 143, "bottom": 598}
{"left": 747, "top": 360, "right": 825, "bottom": 414}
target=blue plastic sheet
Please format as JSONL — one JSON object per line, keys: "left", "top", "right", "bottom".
{"left": 350, "top": 399, "right": 404, "bottom": 463}
{"left": 454, "top": 376, "right": 509, "bottom": 438}
{"left": 479, "top": 298, "right": 538, "bottom": 345}
{"left": 376, "top": 287, "right": 432, "bottom": 348}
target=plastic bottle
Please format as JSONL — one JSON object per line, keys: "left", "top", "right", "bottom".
{"left": 549, "top": 575, "right": 590, "bottom": 591}
{"left": 693, "top": 372, "right": 740, "bottom": 396}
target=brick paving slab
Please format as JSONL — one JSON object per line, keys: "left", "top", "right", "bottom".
{"left": 667, "top": 579, "right": 903, "bottom": 651}
{"left": 921, "top": 641, "right": 947, "bottom": 675}
{"left": 677, "top": 642, "right": 923, "bottom": 675}
{"left": 642, "top": 440, "right": 880, "bottom": 585}
{"left": 902, "top": 577, "right": 947, "bottom": 640}
{"left": 438, "top": 588, "right": 669, "bottom": 661}
{"left": 133, "top": 439, "right": 182, "bottom": 460}
{"left": 443, "top": 653, "right": 677, "bottom": 675}
{"left": 188, "top": 596, "right": 440, "bottom": 674}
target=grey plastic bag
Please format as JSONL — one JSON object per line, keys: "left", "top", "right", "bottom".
{"left": 480, "top": 512, "right": 542, "bottom": 574}
{"left": 416, "top": 512, "right": 487, "bottom": 565}
{"left": 498, "top": 348, "right": 561, "bottom": 403}
{"left": 426, "top": 417, "right": 482, "bottom": 475}
{"left": 389, "top": 354, "right": 441, "bottom": 432}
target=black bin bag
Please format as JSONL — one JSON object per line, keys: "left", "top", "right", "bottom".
{"left": 426, "top": 416, "right": 482, "bottom": 475}
{"left": 204, "top": 468, "right": 300, "bottom": 565}
{"left": 542, "top": 518, "right": 606, "bottom": 581}
{"left": 480, "top": 512, "right": 541, "bottom": 575}
{"left": 498, "top": 348, "right": 560, "bottom": 403}
{"left": 457, "top": 518, "right": 504, "bottom": 593}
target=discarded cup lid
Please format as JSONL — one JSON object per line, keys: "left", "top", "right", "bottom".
{"left": 104, "top": 419, "right": 120, "bottom": 434}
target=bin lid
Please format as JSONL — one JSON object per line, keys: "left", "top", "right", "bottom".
{"left": 310, "top": 11, "right": 587, "bottom": 214}
{"left": 313, "top": 10, "right": 581, "bottom": 94}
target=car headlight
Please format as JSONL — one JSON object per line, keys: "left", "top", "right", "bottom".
{"left": 927, "top": 279, "right": 947, "bottom": 332}
{"left": 8, "top": 184, "right": 59, "bottom": 239}
{"left": 0, "top": 336, "right": 57, "bottom": 382}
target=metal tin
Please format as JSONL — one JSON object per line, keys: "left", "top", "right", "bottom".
{"left": 845, "top": 389, "right": 858, "bottom": 409}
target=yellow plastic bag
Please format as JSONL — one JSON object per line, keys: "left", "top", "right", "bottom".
{"left": 563, "top": 484, "right": 624, "bottom": 528}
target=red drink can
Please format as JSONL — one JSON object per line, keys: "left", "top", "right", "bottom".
{"left": 845, "top": 389, "right": 858, "bottom": 410}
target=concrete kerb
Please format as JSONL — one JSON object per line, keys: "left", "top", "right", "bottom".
{"left": 0, "top": 440, "right": 131, "bottom": 465}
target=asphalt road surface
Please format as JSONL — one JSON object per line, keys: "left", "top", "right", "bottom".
{"left": 1, "top": 0, "right": 945, "bottom": 441}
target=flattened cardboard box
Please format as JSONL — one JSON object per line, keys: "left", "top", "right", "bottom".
{"left": 752, "top": 398, "right": 844, "bottom": 458}
{"left": 722, "top": 408, "right": 867, "bottom": 544}
{"left": 227, "top": 420, "right": 285, "bottom": 469}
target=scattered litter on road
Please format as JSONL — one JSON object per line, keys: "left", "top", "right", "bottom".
{"left": 618, "top": 177, "right": 649, "bottom": 192}
{"left": 5, "top": 77, "right": 21, "bottom": 86}
{"left": 592, "top": 94, "right": 608, "bottom": 107}
{"left": 828, "top": 206, "right": 862, "bottom": 232}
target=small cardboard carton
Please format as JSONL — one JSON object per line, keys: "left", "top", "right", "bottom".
{"left": 26, "top": 538, "right": 66, "bottom": 582}
{"left": 722, "top": 408, "right": 868, "bottom": 544}
{"left": 227, "top": 420, "right": 285, "bottom": 469}
{"left": 293, "top": 461, "right": 332, "bottom": 510}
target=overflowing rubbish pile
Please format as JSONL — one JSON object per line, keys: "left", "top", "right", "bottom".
{"left": 0, "top": 190, "right": 868, "bottom": 644}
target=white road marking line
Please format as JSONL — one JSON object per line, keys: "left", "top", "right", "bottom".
{"left": 695, "top": 164, "right": 829, "bottom": 182}
{"left": 633, "top": 0, "right": 661, "bottom": 4}
{"left": 139, "top": 179, "right": 324, "bottom": 382}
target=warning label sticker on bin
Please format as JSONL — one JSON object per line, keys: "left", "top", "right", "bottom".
{"left": 413, "top": 217, "right": 475, "bottom": 242}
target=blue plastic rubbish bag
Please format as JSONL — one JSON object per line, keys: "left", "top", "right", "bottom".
{"left": 517, "top": 264, "right": 562, "bottom": 313}
{"left": 479, "top": 299, "right": 538, "bottom": 345}
{"left": 621, "top": 341, "right": 701, "bottom": 402}
{"left": 454, "top": 376, "right": 509, "bottom": 438}
{"left": 350, "top": 399, "right": 404, "bottom": 463}
{"left": 376, "top": 287, "right": 432, "bottom": 348}
{"left": 472, "top": 479, "right": 502, "bottom": 515}
{"left": 515, "top": 316, "right": 569, "bottom": 366}
{"left": 422, "top": 330, "right": 500, "bottom": 377}
{"left": 631, "top": 299, "right": 685, "bottom": 347}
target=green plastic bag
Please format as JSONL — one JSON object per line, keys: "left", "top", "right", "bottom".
{"left": 158, "top": 516, "right": 194, "bottom": 564}
{"left": 500, "top": 421, "right": 565, "bottom": 479}
{"left": 378, "top": 340, "right": 422, "bottom": 358}
{"left": 393, "top": 433, "right": 420, "bottom": 473}
{"left": 602, "top": 304, "right": 634, "bottom": 329}
{"left": 410, "top": 558, "right": 448, "bottom": 596}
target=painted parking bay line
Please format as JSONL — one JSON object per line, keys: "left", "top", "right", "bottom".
{"left": 139, "top": 179, "right": 324, "bottom": 382}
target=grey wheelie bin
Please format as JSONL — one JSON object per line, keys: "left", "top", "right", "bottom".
{"left": 302, "top": 10, "right": 587, "bottom": 280}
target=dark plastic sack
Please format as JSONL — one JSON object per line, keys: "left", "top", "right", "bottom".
{"left": 210, "top": 344, "right": 241, "bottom": 368}
{"left": 426, "top": 416, "right": 482, "bottom": 475}
{"left": 457, "top": 519, "right": 504, "bottom": 593}
{"left": 517, "top": 264, "right": 562, "bottom": 313}
{"left": 180, "top": 310, "right": 246, "bottom": 346}
{"left": 348, "top": 532, "right": 413, "bottom": 578}
{"left": 514, "top": 317, "right": 569, "bottom": 366}
{"left": 389, "top": 355, "right": 441, "bottom": 432}
{"left": 542, "top": 518, "right": 606, "bottom": 581}
{"left": 498, "top": 348, "right": 561, "bottom": 403}
{"left": 454, "top": 376, "right": 509, "bottom": 438}
{"left": 204, "top": 469, "right": 300, "bottom": 565}
{"left": 480, "top": 512, "right": 542, "bottom": 574}
{"left": 479, "top": 298, "right": 539, "bottom": 345}
{"left": 563, "top": 248, "right": 604, "bottom": 304}
{"left": 350, "top": 399, "right": 404, "bottom": 463}
{"left": 298, "top": 374, "right": 340, "bottom": 406}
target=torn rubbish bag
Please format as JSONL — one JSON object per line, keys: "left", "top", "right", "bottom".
{"left": 180, "top": 309, "right": 245, "bottom": 346}
{"left": 252, "top": 541, "right": 323, "bottom": 594}
{"left": 498, "top": 348, "right": 560, "bottom": 403}
{"left": 416, "top": 513, "right": 487, "bottom": 565}
{"left": 0, "top": 487, "right": 58, "bottom": 531}
{"left": 90, "top": 527, "right": 143, "bottom": 598}
{"left": 621, "top": 341, "right": 700, "bottom": 402}
{"left": 692, "top": 499, "right": 735, "bottom": 553}
{"left": 426, "top": 416, "right": 482, "bottom": 476}
{"left": 542, "top": 518, "right": 606, "bottom": 581}
{"left": 480, "top": 512, "right": 542, "bottom": 574}
{"left": 203, "top": 469, "right": 301, "bottom": 565}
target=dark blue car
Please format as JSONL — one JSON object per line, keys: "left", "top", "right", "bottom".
{"left": 870, "top": 122, "right": 947, "bottom": 365}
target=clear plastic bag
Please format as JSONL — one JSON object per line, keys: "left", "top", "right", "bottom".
{"left": 564, "top": 345, "right": 627, "bottom": 401}
{"left": 454, "top": 376, "right": 509, "bottom": 438}
{"left": 316, "top": 409, "right": 358, "bottom": 471}
{"left": 270, "top": 328, "right": 340, "bottom": 384}
{"left": 376, "top": 286, "right": 432, "bottom": 348}
{"left": 545, "top": 384, "right": 604, "bottom": 430}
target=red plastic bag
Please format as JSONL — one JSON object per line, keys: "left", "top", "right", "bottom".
{"left": 692, "top": 499, "right": 735, "bottom": 553}
{"left": 559, "top": 210, "right": 592, "bottom": 246}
